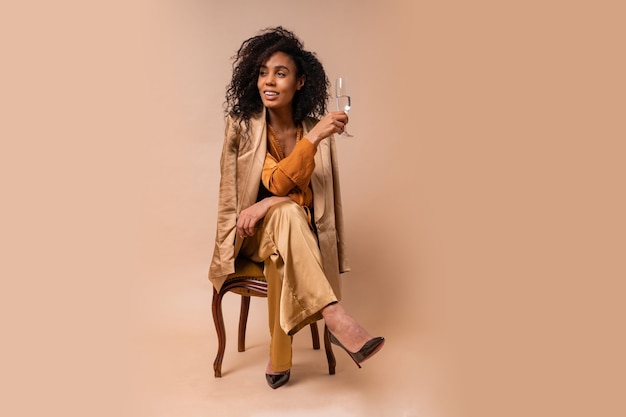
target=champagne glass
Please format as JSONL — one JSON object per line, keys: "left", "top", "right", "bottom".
{"left": 335, "top": 77, "right": 353, "bottom": 137}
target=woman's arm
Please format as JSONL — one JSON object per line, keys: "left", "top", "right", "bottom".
{"left": 262, "top": 140, "right": 316, "bottom": 196}
{"left": 237, "top": 195, "right": 291, "bottom": 238}
{"left": 263, "top": 111, "right": 349, "bottom": 196}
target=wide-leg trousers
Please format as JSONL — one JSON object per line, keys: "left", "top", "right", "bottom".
{"left": 239, "top": 200, "right": 338, "bottom": 372}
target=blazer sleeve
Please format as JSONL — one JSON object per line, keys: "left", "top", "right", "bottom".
{"left": 209, "top": 115, "right": 240, "bottom": 281}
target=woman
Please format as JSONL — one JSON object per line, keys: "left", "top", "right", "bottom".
{"left": 209, "top": 27, "right": 384, "bottom": 389}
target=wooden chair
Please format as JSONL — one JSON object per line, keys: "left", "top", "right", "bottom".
{"left": 212, "top": 257, "right": 336, "bottom": 377}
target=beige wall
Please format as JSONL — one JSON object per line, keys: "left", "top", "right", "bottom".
{"left": 3, "top": 1, "right": 625, "bottom": 416}
{"left": 138, "top": 1, "right": 626, "bottom": 415}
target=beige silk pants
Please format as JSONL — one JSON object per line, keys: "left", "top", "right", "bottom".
{"left": 239, "top": 200, "right": 338, "bottom": 372}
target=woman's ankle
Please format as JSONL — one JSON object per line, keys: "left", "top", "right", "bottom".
{"left": 266, "top": 358, "right": 290, "bottom": 374}
{"left": 322, "top": 304, "right": 373, "bottom": 351}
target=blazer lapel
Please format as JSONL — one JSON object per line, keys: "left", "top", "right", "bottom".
{"left": 237, "top": 110, "right": 267, "bottom": 213}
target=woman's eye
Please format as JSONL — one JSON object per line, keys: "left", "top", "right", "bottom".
{"left": 277, "top": 72, "right": 285, "bottom": 77}
{"left": 259, "top": 70, "right": 267, "bottom": 76}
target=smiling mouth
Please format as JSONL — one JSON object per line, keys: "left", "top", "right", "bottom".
{"left": 264, "top": 91, "right": 279, "bottom": 97}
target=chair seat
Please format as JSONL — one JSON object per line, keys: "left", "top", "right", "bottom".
{"left": 224, "top": 258, "right": 266, "bottom": 297}
{"left": 228, "top": 258, "right": 265, "bottom": 280}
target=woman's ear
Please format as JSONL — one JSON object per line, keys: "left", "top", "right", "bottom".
{"left": 297, "top": 75, "right": 306, "bottom": 90}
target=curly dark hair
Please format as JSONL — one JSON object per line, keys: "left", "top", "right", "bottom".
{"left": 225, "top": 26, "right": 329, "bottom": 125}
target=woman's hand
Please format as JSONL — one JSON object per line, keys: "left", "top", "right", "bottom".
{"left": 237, "top": 196, "right": 290, "bottom": 238}
{"left": 305, "top": 111, "right": 348, "bottom": 146}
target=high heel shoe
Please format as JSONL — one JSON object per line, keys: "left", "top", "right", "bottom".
{"left": 329, "top": 333, "right": 385, "bottom": 368}
{"left": 265, "top": 369, "right": 290, "bottom": 389}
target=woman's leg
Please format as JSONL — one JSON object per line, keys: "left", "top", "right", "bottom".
{"left": 257, "top": 201, "right": 338, "bottom": 336}
{"left": 243, "top": 200, "right": 337, "bottom": 372}
{"left": 239, "top": 233, "right": 292, "bottom": 373}
{"left": 264, "top": 253, "right": 293, "bottom": 373}
{"left": 249, "top": 200, "right": 383, "bottom": 370}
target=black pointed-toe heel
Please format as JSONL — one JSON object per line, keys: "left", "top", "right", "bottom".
{"left": 329, "top": 333, "right": 385, "bottom": 368}
{"left": 265, "top": 369, "right": 290, "bottom": 389}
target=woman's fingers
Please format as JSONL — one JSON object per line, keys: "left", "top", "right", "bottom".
{"left": 237, "top": 212, "right": 259, "bottom": 238}
{"left": 237, "top": 217, "right": 248, "bottom": 238}
{"left": 330, "top": 111, "right": 348, "bottom": 125}
{"left": 325, "top": 111, "right": 348, "bottom": 134}
{"left": 335, "top": 112, "right": 348, "bottom": 131}
{"left": 245, "top": 220, "right": 255, "bottom": 236}
{"left": 306, "top": 111, "right": 350, "bottom": 144}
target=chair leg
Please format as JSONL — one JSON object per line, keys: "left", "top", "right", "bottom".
{"left": 211, "top": 287, "right": 227, "bottom": 378}
{"left": 324, "top": 324, "right": 336, "bottom": 375}
{"left": 238, "top": 295, "right": 251, "bottom": 352}
{"left": 309, "top": 321, "right": 320, "bottom": 350}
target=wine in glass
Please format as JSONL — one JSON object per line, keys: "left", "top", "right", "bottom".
{"left": 335, "top": 77, "right": 353, "bottom": 137}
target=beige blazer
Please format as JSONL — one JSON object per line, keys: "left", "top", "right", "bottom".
{"left": 208, "top": 109, "right": 350, "bottom": 299}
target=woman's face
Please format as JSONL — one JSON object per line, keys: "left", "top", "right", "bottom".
{"left": 257, "top": 51, "right": 304, "bottom": 112}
